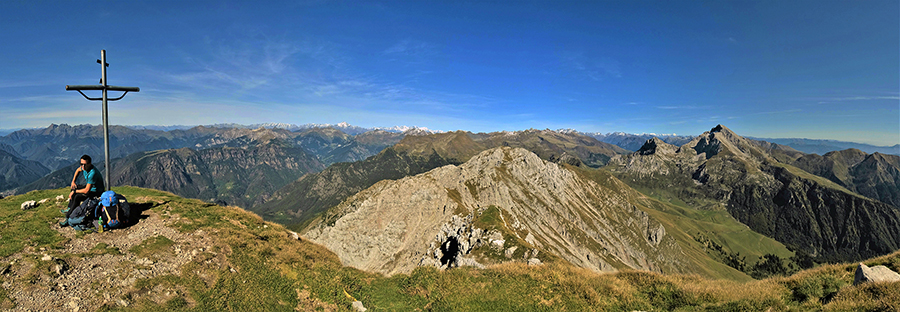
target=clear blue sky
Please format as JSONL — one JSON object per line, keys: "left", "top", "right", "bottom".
{"left": 1, "top": 1, "right": 897, "bottom": 146}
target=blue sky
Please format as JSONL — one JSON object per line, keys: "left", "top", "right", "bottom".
{"left": 1, "top": 1, "right": 897, "bottom": 146}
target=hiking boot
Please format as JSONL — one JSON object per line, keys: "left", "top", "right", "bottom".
{"left": 58, "top": 219, "right": 68, "bottom": 227}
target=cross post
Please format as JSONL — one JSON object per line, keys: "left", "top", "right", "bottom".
{"left": 65, "top": 50, "right": 140, "bottom": 191}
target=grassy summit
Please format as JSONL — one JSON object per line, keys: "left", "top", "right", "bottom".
{"left": 0, "top": 187, "right": 897, "bottom": 311}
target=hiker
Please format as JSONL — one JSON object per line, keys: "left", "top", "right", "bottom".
{"left": 63, "top": 155, "right": 104, "bottom": 219}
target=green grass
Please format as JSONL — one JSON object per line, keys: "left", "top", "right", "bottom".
{"left": 77, "top": 242, "right": 122, "bottom": 257}
{"left": 569, "top": 166, "right": 793, "bottom": 281}
{"left": 129, "top": 235, "right": 175, "bottom": 258}
{"left": 0, "top": 189, "right": 71, "bottom": 257}
{"left": 468, "top": 206, "right": 552, "bottom": 265}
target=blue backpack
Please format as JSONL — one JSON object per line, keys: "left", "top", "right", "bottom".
{"left": 96, "top": 191, "right": 131, "bottom": 229}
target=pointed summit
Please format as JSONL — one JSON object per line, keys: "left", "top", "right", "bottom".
{"left": 638, "top": 137, "right": 677, "bottom": 156}
{"left": 689, "top": 124, "right": 768, "bottom": 161}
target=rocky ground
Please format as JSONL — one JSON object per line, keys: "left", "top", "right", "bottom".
{"left": 2, "top": 197, "right": 218, "bottom": 312}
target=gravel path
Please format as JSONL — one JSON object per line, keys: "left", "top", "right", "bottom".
{"left": 2, "top": 197, "right": 217, "bottom": 312}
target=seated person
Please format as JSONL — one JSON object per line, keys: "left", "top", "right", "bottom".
{"left": 62, "top": 155, "right": 104, "bottom": 222}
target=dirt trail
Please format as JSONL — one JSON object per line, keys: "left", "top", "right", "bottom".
{"left": 3, "top": 197, "right": 215, "bottom": 312}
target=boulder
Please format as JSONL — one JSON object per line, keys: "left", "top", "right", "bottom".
{"left": 853, "top": 263, "right": 900, "bottom": 286}
{"left": 20, "top": 200, "right": 37, "bottom": 210}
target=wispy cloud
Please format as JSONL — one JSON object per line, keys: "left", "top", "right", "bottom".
{"left": 816, "top": 95, "right": 900, "bottom": 104}
{"left": 384, "top": 39, "right": 436, "bottom": 57}
{"left": 750, "top": 109, "right": 802, "bottom": 115}
{"left": 655, "top": 105, "right": 706, "bottom": 110}
{"left": 559, "top": 51, "right": 622, "bottom": 81}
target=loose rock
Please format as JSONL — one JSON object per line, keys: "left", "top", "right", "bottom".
{"left": 351, "top": 300, "right": 367, "bottom": 312}
{"left": 854, "top": 263, "right": 900, "bottom": 285}
{"left": 53, "top": 259, "right": 69, "bottom": 276}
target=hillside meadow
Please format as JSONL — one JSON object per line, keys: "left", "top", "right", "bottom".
{"left": 0, "top": 187, "right": 897, "bottom": 311}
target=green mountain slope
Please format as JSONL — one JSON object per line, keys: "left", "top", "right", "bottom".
{"left": 261, "top": 146, "right": 454, "bottom": 229}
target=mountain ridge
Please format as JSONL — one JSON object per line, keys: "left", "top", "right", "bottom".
{"left": 303, "top": 146, "right": 703, "bottom": 276}
{"left": 262, "top": 129, "right": 629, "bottom": 229}
{"left": 606, "top": 125, "right": 900, "bottom": 263}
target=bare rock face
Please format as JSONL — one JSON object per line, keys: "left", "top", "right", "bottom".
{"left": 304, "top": 147, "right": 693, "bottom": 276}
{"left": 854, "top": 263, "right": 900, "bottom": 285}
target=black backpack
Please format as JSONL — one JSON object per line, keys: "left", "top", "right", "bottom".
{"left": 67, "top": 197, "right": 100, "bottom": 230}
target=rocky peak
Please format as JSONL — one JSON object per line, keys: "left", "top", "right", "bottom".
{"left": 688, "top": 124, "right": 769, "bottom": 162}
{"left": 638, "top": 137, "right": 677, "bottom": 156}
{"left": 710, "top": 124, "right": 728, "bottom": 133}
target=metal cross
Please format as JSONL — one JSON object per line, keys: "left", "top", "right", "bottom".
{"left": 65, "top": 50, "right": 140, "bottom": 191}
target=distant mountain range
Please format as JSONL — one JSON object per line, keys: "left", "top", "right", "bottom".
{"left": 124, "top": 122, "right": 442, "bottom": 136}
{"left": 747, "top": 137, "right": 900, "bottom": 156}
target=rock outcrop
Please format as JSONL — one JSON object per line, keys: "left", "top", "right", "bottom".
{"left": 853, "top": 263, "right": 900, "bottom": 285}
{"left": 304, "top": 147, "right": 693, "bottom": 276}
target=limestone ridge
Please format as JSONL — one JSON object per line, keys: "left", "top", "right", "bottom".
{"left": 303, "top": 147, "right": 692, "bottom": 276}
{"left": 607, "top": 124, "right": 900, "bottom": 263}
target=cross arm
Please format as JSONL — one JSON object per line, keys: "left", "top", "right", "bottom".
{"left": 66, "top": 85, "right": 140, "bottom": 92}
{"left": 66, "top": 85, "right": 140, "bottom": 101}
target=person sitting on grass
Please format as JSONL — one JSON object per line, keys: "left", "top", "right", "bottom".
{"left": 60, "top": 155, "right": 104, "bottom": 225}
